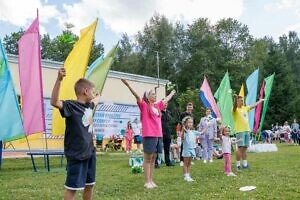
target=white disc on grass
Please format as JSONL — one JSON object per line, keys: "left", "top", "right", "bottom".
{"left": 239, "top": 186, "right": 256, "bottom": 191}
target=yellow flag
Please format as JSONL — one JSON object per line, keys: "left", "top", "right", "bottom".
{"left": 239, "top": 83, "right": 245, "bottom": 105}
{"left": 239, "top": 84, "right": 245, "bottom": 98}
{"left": 52, "top": 19, "right": 98, "bottom": 135}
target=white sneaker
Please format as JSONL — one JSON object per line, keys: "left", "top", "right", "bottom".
{"left": 144, "top": 182, "right": 154, "bottom": 189}
{"left": 151, "top": 182, "right": 158, "bottom": 188}
{"left": 209, "top": 159, "right": 213, "bottom": 163}
{"left": 185, "top": 176, "right": 195, "bottom": 182}
{"left": 227, "top": 172, "right": 237, "bottom": 177}
{"left": 180, "top": 161, "right": 184, "bottom": 166}
{"left": 203, "top": 160, "right": 207, "bottom": 164}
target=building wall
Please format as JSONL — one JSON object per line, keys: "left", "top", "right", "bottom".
{"left": 6, "top": 54, "right": 168, "bottom": 150}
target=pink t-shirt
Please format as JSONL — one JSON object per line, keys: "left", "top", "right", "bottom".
{"left": 137, "top": 100, "right": 165, "bottom": 137}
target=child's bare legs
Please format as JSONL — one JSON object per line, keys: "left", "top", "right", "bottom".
{"left": 83, "top": 185, "right": 94, "bottom": 200}
{"left": 137, "top": 143, "right": 141, "bottom": 151}
{"left": 143, "top": 153, "right": 157, "bottom": 187}
{"left": 149, "top": 153, "right": 156, "bottom": 184}
{"left": 183, "top": 157, "right": 192, "bottom": 178}
{"left": 64, "top": 189, "right": 75, "bottom": 200}
{"left": 235, "top": 147, "right": 242, "bottom": 167}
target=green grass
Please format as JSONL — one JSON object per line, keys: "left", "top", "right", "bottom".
{"left": 0, "top": 144, "right": 300, "bottom": 200}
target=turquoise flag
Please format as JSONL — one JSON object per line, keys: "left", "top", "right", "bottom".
{"left": 0, "top": 39, "right": 24, "bottom": 142}
{"left": 246, "top": 68, "right": 259, "bottom": 131}
{"left": 214, "top": 72, "right": 234, "bottom": 134}
{"left": 85, "top": 43, "right": 119, "bottom": 92}
{"left": 258, "top": 74, "right": 275, "bottom": 133}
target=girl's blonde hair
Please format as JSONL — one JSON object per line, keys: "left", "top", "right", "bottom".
{"left": 182, "top": 116, "right": 194, "bottom": 128}
{"left": 221, "top": 125, "right": 231, "bottom": 136}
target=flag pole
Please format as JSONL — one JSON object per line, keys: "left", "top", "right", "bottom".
{"left": 0, "top": 141, "right": 2, "bottom": 170}
{"left": 36, "top": 8, "right": 48, "bottom": 152}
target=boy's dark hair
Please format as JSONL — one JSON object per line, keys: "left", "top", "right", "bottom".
{"left": 206, "top": 107, "right": 212, "bottom": 111}
{"left": 187, "top": 102, "right": 193, "bottom": 106}
{"left": 74, "top": 78, "right": 95, "bottom": 95}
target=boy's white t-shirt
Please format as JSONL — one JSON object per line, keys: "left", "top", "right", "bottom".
{"left": 222, "top": 136, "right": 231, "bottom": 154}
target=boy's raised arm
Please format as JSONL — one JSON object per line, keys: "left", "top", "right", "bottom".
{"left": 51, "top": 68, "right": 65, "bottom": 109}
{"left": 92, "top": 93, "right": 101, "bottom": 105}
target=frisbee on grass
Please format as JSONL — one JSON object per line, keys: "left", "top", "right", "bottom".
{"left": 239, "top": 186, "right": 256, "bottom": 191}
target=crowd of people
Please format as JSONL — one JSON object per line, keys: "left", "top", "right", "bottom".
{"left": 261, "top": 120, "right": 300, "bottom": 144}
{"left": 51, "top": 68, "right": 295, "bottom": 199}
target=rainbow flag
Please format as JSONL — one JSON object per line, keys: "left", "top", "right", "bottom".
{"left": 199, "top": 76, "right": 221, "bottom": 119}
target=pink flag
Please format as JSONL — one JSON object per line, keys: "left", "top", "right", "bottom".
{"left": 253, "top": 81, "right": 265, "bottom": 133}
{"left": 199, "top": 77, "right": 221, "bottom": 119}
{"left": 18, "top": 15, "right": 45, "bottom": 135}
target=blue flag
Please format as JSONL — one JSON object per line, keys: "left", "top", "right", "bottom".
{"left": 246, "top": 69, "right": 259, "bottom": 131}
{"left": 0, "top": 39, "right": 24, "bottom": 142}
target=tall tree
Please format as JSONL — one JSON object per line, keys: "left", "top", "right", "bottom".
{"left": 3, "top": 29, "right": 24, "bottom": 55}
{"left": 214, "top": 18, "right": 253, "bottom": 90}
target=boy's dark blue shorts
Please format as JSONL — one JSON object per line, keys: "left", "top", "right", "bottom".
{"left": 64, "top": 152, "right": 96, "bottom": 190}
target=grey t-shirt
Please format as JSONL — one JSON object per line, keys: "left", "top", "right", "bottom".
{"left": 60, "top": 100, "right": 95, "bottom": 160}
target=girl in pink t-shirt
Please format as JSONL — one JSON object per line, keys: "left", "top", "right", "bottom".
{"left": 122, "top": 79, "right": 176, "bottom": 189}
{"left": 125, "top": 121, "right": 134, "bottom": 153}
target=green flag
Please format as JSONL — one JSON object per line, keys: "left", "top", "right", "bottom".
{"left": 214, "top": 72, "right": 234, "bottom": 134}
{"left": 86, "top": 43, "right": 119, "bottom": 92}
{"left": 258, "top": 74, "right": 275, "bottom": 133}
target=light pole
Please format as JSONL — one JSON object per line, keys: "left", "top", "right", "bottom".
{"left": 154, "top": 51, "right": 160, "bottom": 93}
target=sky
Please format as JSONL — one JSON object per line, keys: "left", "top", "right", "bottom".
{"left": 1, "top": 0, "right": 300, "bottom": 54}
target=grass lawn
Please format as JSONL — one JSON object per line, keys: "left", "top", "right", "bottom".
{"left": 0, "top": 143, "right": 299, "bottom": 200}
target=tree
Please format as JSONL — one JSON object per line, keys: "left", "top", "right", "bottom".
{"left": 3, "top": 28, "right": 104, "bottom": 65}
{"left": 3, "top": 29, "right": 24, "bottom": 55}
{"left": 136, "top": 14, "right": 181, "bottom": 80}
{"left": 214, "top": 18, "right": 253, "bottom": 90}
{"left": 111, "top": 33, "right": 139, "bottom": 73}
{"left": 262, "top": 41, "right": 294, "bottom": 127}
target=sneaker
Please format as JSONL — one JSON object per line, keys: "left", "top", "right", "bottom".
{"left": 209, "top": 159, "right": 213, "bottom": 163}
{"left": 180, "top": 161, "right": 184, "bottom": 166}
{"left": 203, "top": 160, "right": 207, "bottom": 164}
{"left": 151, "top": 182, "right": 158, "bottom": 188}
{"left": 185, "top": 176, "right": 195, "bottom": 182}
{"left": 144, "top": 183, "right": 154, "bottom": 189}
{"left": 227, "top": 172, "right": 237, "bottom": 177}
{"left": 242, "top": 165, "right": 249, "bottom": 169}
{"left": 236, "top": 166, "right": 241, "bottom": 170}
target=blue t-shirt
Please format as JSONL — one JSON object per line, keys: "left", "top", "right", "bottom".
{"left": 60, "top": 100, "right": 95, "bottom": 160}
{"left": 183, "top": 130, "right": 201, "bottom": 150}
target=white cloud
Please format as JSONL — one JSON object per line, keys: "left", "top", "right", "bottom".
{"left": 264, "top": 0, "right": 300, "bottom": 18}
{"left": 285, "top": 23, "right": 300, "bottom": 33}
{"left": 60, "top": 0, "right": 244, "bottom": 35}
{"left": 0, "top": 0, "right": 60, "bottom": 28}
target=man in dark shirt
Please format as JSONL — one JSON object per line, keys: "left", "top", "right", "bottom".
{"left": 178, "top": 102, "right": 195, "bottom": 166}
{"left": 161, "top": 103, "right": 174, "bottom": 166}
